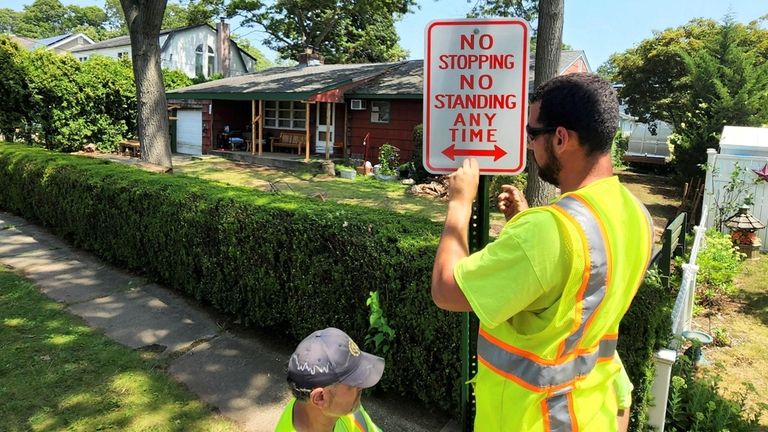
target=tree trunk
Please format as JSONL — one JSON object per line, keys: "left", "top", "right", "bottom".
{"left": 121, "top": 0, "right": 172, "bottom": 170}
{"left": 524, "top": 0, "right": 563, "bottom": 206}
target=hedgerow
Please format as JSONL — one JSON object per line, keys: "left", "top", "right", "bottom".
{"left": 0, "top": 143, "right": 675, "bottom": 421}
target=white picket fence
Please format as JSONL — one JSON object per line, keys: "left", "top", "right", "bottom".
{"left": 702, "top": 148, "right": 768, "bottom": 250}
{"left": 647, "top": 205, "right": 709, "bottom": 431}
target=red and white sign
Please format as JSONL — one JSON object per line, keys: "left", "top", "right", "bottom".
{"left": 424, "top": 19, "right": 530, "bottom": 174}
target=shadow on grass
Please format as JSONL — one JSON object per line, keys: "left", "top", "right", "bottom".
{"left": 737, "top": 288, "right": 768, "bottom": 327}
{"left": 0, "top": 269, "right": 240, "bottom": 432}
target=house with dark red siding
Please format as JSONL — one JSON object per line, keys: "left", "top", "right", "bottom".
{"left": 165, "top": 51, "right": 590, "bottom": 166}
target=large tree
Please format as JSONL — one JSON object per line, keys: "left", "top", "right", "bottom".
{"left": 120, "top": 0, "right": 173, "bottom": 169}
{"left": 470, "top": 0, "right": 563, "bottom": 206}
{"left": 606, "top": 17, "right": 768, "bottom": 180}
{"left": 199, "top": 0, "right": 415, "bottom": 63}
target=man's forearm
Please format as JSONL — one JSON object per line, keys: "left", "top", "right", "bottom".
{"left": 431, "top": 200, "right": 473, "bottom": 311}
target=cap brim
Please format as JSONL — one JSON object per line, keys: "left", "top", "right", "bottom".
{"left": 339, "top": 352, "right": 385, "bottom": 389}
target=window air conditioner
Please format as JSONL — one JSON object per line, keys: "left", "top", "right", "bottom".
{"left": 350, "top": 99, "right": 366, "bottom": 110}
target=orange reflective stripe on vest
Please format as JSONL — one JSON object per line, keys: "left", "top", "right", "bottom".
{"left": 476, "top": 195, "right": 617, "bottom": 431}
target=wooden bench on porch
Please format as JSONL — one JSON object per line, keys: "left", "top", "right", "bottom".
{"left": 269, "top": 132, "right": 304, "bottom": 154}
{"left": 119, "top": 139, "right": 140, "bottom": 157}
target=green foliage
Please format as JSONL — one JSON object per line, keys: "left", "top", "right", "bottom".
{"left": 612, "top": 131, "right": 629, "bottom": 168}
{"left": 695, "top": 229, "right": 745, "bottom": 308}
{"left": 6, "top": 41, "right": 137, "bottom": 152}
{"left": 409, "top": 123, "right": 431, "bottom": 183}
{"left": 163, "top": 68, "right": 194, "bottom": 90}
{"left": 377, "top": 143, "right": 400, "bottom": 176}
{"left": 608, "top": 17, "right": 768, "bottom": 181}
{"left": 223, "top": 0, "right": 414, "bottom": 63}
{"left": 666, "top": 356, "right": 766, "bottom": 431}
{"left": 707, "top": 162, "right": 759, "bottom": 232}
{"left": 0, "top": 143, "right": 461, "bottom": 413}
{"left": 0, "top": 144, "right": 684, "bottom": 419}
{"left": 489, "top": 174, "right": 527, "bottom": 208}
{"left": 618, "top": 267, "right": 675, "bottom": 431}
{"left": 0, "top": 268, "right": 241, "bottom": 431}
{"left": 365, "top": 291, "right": 395, "bottom": 354}
{"left": 0, "top": 36, "right": 30, "bottom": 140}
{"left": 711, "top": 326, "right": 731, "bottom": 347}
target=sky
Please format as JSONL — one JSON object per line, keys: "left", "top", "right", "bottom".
{"left": 5, "top": 0, "right": 767, "bottom": 68}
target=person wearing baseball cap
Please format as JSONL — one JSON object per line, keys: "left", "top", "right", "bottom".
{"left": 275, "top": 327, "right": 385, "bottom": 432}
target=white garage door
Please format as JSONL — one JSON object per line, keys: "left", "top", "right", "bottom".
{"left": 176, "top": 109, "right": 202, "bottom": 155}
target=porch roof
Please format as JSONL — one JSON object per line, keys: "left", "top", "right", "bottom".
{"left": 166, "top": 62, "right": 404, "bottom": 101}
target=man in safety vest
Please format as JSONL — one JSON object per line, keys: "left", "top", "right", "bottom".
{"left": 431, "top": 73, "right": 653, "bottom": 431}
{"left": 275, "top": 327, "right": 383, "bottom": 432}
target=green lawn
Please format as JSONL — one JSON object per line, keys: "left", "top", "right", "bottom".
{"left": 173, "top": 157, "right": 451, "bottom": 221}
{"left": 0, "top": 267, "right": 242, "bottom": 432}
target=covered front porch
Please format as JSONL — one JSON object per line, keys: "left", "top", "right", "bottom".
{"left": 209, "top": 148, "right": 342, "bottom": 171}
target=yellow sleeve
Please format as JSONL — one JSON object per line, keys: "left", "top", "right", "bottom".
{"left": 614, "top": 356, "right": 634, "bottom": 410}
{"left": 454, "top": 210, "right": 572, "bottom": 329}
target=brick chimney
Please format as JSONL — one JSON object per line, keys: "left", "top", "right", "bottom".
{"left": 216, "top": 17, "right": 231, "bottom": 77}
{"left": 298, "top": 47, "right": 324, "bottom": 67}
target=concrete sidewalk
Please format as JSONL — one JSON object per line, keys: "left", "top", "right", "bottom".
{"left": 0, "top": 211, "right": 459, "bottom": 432}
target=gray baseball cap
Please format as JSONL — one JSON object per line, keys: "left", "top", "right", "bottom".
{"left": 287, "top": 327, "right": 385, "bottom": 390}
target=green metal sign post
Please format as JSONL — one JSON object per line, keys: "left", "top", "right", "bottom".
{"left": 461, "top": 175, "right": 490, "bottom": 431}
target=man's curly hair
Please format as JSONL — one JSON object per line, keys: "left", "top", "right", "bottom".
{"left": 530, "top": 73, "right": 619, "bottom": 156}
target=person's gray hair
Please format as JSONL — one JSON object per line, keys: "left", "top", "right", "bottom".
{"left": 287, "top": 377, "right": 313, "bottom": 401}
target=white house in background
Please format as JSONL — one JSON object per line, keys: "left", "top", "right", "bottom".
{"left": 69, "top": 21, "right": 257, "bottom": 78}
{"left": 8, "top": 32, "right": 94, "bottom": 52}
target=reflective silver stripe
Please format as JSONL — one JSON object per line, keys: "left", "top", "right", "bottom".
{"left": 477, "top": 334, "right": 617, "bottom": 389}
{"left": 634, "top": 195, "right": 656, "bottom": 269}
{"left": 546, "top": 392, "right": 574, "bottom": 432}
{"left": 553, "top": 196, "right": 609, "bottom": 355}
{"left": 352, "top": 410, "right": 369, "bottom": 432}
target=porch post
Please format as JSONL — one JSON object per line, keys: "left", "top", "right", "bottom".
{"left": 258, "top": 100, "right": 264, "bottom": 156}
{"left": 325, "top": 102, "right": 331, "bottom": 160}
{"left": 343, "top": 103, "right": 348, "bottom": 159}
{"left": 305, "top": 101, "right": 310, "bottom": 162}
{"left": 251, "top": 100, "right": 256, "bottom": 155}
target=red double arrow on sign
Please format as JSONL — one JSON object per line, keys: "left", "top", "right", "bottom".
{"left": 441, "top": 144, "right": 508, "bottom": 162}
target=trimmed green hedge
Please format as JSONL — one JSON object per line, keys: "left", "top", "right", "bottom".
{"left": 618, "top": 268, "right": 675, "bottom": 431}
{"left": 0, "top": 143, "right": 460, "bottom": 412}
{"left": 0, "top": 143, "right": 674, "bottom": 422}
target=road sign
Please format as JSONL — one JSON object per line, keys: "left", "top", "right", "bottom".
{"left": 424, "top": 18, "right": 530, "bottom": 174}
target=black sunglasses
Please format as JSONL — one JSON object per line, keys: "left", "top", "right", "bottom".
{"left": 526, "top": 125, "right": 558, "bottom": 141}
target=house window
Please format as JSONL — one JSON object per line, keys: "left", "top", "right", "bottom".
{"left": 78, "top": 56, "right": 88, "bottom": 62}
{"left": 207, "top": 46, "right": 215, "bottom": 77}
{"left": 117, "top": 51, "right": 129, "bottom": 59}
{"left": 264, "top": 101, "right": 306, "bottom": 130}
{"left": 195, "top": 44, "right": 204, "bottom": 77}
{"left": 370, "top": 101, "right": 390, "bottom": 124}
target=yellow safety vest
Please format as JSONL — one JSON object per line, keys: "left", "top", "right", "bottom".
{"left": 465, "top": 178, "right": 653, "bottom": 431}
{"left": 274, "top": 398, "right": 379, "bottom": 432}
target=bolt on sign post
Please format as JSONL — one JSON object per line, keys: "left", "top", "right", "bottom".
{"left": 424, "top": 18, "right": 530, "bottom": 430}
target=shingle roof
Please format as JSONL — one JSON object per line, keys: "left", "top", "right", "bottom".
{"left": 70, "top": 24, "right": 206, "bottom": 52}
{"left": 347, "top": 60, "right": 422, "bottom": 98}
{"left": 348, "top": 51, "right": 589, "bottom": 98}
{"left": 8, "top": 34, "right": 45, "bottom": 50}
{"left": 168, "top": 62, "right": 405, "bottom": 100}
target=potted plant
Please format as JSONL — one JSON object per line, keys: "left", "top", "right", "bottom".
{"left": 375, "top": 143, "right": 400, "bottom": 181}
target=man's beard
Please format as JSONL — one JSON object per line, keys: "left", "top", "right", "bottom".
{"left": 535, "top": 136, "right": 561, "bottom": 187}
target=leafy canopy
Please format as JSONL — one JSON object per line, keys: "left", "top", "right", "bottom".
{"left": 605, "top": 17, "right": 768, "bottom": 180}
{"left": 192, "top": 0, "right": 416, "bottom": 63}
